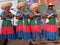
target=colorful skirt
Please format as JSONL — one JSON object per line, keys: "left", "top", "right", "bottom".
{"left": 1, "top": 20, "right": 15, "bottom": 40}
{"left": 23, "top": 19, "right": 31, "bottom": 40}
{"left": 30, "top": 19, "right": 42, "bottom": 40}
{"left": 44, "top": 23, "right": 59, "bottom": 40}
{"left": 0, "top": 27, "right": 2, "bottom": 38}
{"left": 16, "top": 19, "right": 24, "bottom": 39}
{"left": 0, "top": 20, "right": 2, "bottom": 38}
{"left": 16, "top": 19, "right": 31, "bottom": 40}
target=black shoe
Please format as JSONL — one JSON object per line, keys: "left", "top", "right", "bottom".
{"left": 29, "top": 41, "right": 33, "bottom": 45}
{"left": 3, "top": 39, "right": 8, "bottom": 45}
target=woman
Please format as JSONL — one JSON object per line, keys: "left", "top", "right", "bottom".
{"left": 1, "top": 2, "right": 15, "bottom": 40}
{"left": 16, "top": 2, "right": 31, "bottom": 40}
{"left": 44, "top": 3, "right": 58, "bottom": 41}
{"left": 29, "top": 3, "right": 42, "bottom": 41}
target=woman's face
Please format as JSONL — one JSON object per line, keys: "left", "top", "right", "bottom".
{"left": 48, "top": 5, "right": 54, "bottom": 10}
{"left": 5, "top": 6, "right": 10, "bottom": 11}
{"left": 20, "top": 6, "right": 25, "bottom": 11}
{"left": 33, "top": 7, "right": 38, "bottom": 12}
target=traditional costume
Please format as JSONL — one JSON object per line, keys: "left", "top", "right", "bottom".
{"left": 29, "top": 3, "right": 42, "bottom": 40}
{"left": 16, "top": 2, "right": 31, "bottom": 40}
{"left": 44, "top": 3, "right": 59, "bottom": 40}
{"left": 1, "top": 2, "right": 15, "bottom": 40}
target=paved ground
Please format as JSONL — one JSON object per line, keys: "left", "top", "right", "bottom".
{"left": 0, "top": 33, "right": 60, "bottom": 45}
{"left": 0, "top": 38, "right": 60, "bottom": 45}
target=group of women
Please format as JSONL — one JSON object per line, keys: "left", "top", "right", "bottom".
{"left": 0, "top": 1, "right": 59, "bottom": 42}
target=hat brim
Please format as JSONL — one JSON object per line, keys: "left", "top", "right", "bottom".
{"left": 17, "top": 2, "right": 26, "bottom": 9}
{"left": 48, "top": 5, "right": 54, "bottom": 7}
{"left": 30, "top": 3, "right": 39, "bottom": 10}
{"left": 1, "top": 2, "right": 12, "bottom": 10}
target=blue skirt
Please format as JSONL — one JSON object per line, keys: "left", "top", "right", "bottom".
{"left": 2, "top": 34, "right": 15, "bottom": 40}
{"left": 31, "top": 32, "right": 42, "bottom": 40}
{"left": 16, "top": 30, "right": 24, "bottom": 39}
{"left": 44, "top": 30, "right": 59, "bottom": 40}
{"left": 24, "top": 32, "right": 31, "bottom": 40}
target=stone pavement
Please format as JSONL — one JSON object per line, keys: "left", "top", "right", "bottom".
{"left": 0, "top": 37, "right": 60, "bottom": 45}
{"left": 0, "top": 39, "right": 60, "bottom": 45}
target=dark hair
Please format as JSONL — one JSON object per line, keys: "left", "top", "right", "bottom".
{"left": 36, "top": 11, "right": 40, "bottom": 13}
{"left": 17, "top": 7, "right": 22, "bottom": 10}
{"left": 48, "top": 5, "right": 54, "bottom": 7}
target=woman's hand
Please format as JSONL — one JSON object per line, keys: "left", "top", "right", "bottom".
{"left": 52, "top": 14, "right": 57, "bottom": 17}
{"left": 11, "top": 14, "right": 15, "bottom": 17}
{"left": 29, "top": 14, "right": 34, "bottom": 19}
{"left": 16, "top": 15, "right": 23, "bottom": 19}
{"left": 1, "top": 16, "right": 6, "bottom": 19}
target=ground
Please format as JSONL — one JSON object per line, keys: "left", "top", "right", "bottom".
{"left": 0, "top": 38, "right": 60, "bottom": 45}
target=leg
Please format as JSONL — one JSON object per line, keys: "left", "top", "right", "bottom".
{"left": 3, "top": 39, "right": 8, "bottom": 45}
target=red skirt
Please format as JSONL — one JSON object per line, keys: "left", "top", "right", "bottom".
{"left": 16, "top": 24, "right": 23, "bottom": 32}
{"left": 2, "top": 26, "right": 14, "bottom": 34}
{"left": 0, "top": 27, "right": 1, "bottom": 34}
{"left": 30, "top": 25, "right": 42, "bottom": 32}
{"left": 44, "top": 23, "right": 58, "bottom": 32}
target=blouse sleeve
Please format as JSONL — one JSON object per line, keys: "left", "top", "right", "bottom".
{"left": 1, "top": 11, "right": 6, "bottom": 16}
{"left": 16, "top": 11, "right": 21, "bottom": 16}
{"left": 29, "top": 11, "right": 33, "bottom": 15}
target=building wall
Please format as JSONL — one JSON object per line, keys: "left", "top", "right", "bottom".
{"left": 18, "top": 0, "right": 27, "bottom": 3}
